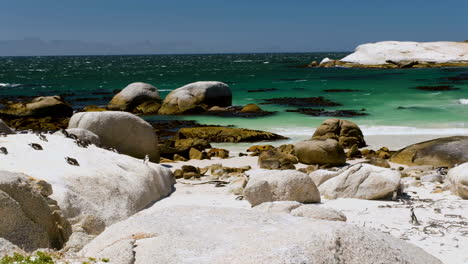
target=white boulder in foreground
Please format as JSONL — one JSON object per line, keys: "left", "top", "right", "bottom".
{"left": 0, "top": 134, "right": 174, "bottom": 233}
{"left": 81, "top": 206, "right": 442, "bottom": 264}
{"left": 244, "top": 169, "right": 320, "bottom": 206}
{"left": 68, "top": 111, "right": 160, "bottom": 162}
{"left": 447, "top": 162, "right": 468, "bottom": 199}
{"left": 0, "top": 171, "right": 71, "bottom": 251}
{"left": 319, "top": 164, "right": 401, "bottom": 200}
{"left": 341, "top": 41, "right": 468, "bottom": 66}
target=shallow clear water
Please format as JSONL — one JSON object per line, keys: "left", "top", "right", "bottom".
{"left": 0, "top": 53, "right": 467, "bottom": 139}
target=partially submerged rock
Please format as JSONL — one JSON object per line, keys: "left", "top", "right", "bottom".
{"left": 244, "top": 169, "right": 320, "bottom": 206}
{"left": 390, "top": 136, "right": 468, "bottom": 167}
{"left": 177, "top": 126, "right": 287, "bottom": 143}
{"left": 68, "top": 111, "right": 160, "bottom": 162}
{"left": 107, "top": 82, "right": 161, "bottom": 114}
{"left": 158, "top": 81, "right": 232, "bottom": 115}
{"left": 312, "top": 118, "right": 366, "bottom": 148}
{"left": 319, "top": 164, "right": 401, "bottom": 200}
{"left": 80, "top": 206, "right": 442, "bottom": 264}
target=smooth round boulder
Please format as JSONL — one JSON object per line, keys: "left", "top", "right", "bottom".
{"left": 294, "top": 139, "right": 346, "bottom": 166}
{"left": 0, "top": 171, "right": 71, "bottom": 251}
{"left": 158, "top": 81, "right": 232, "bottom": 114}
{"left": 68, "top": 111, "right": 159, "bottom": 162}
{"left": 244, "top": 169, "right": 320, "bottom": 206}
{"left": 0, "top": 119, "right": 15, "bottom": 134}
{"left": 107, "top": 82, "right": 161, "bottom": 114}
{"left": 312, "top": 118, "right": 366, "bottom": 148}
{"left": 447, "top": 162, "right": 468, "bottom": 199}
{"left": 54, "top": 128, "right": 101, "bottom": 145}
{"left": 318, "top": 163, "right": 401, "bottom": 200}
{"left": 0, "top": 96, "right": 73, "bottom": 117}
{"left": 390, "top": 136, "right": 468, "bottom": 167}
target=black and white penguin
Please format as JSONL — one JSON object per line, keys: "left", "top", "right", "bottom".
{"left": 0, "top": 147, "right": 7, "bottom": 155}
{"left": 29, "top": 143, "right": 43, "bottom": 150}
{"left": 65, "top": 157, "right": 80, "bottom": 166}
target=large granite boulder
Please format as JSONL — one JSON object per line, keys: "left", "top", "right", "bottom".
{"left": 312, "top": 118, "right": 366, "bottom": 148}
{"left": 294, "top": 139, "right": 346, "bottom": 166}
{"left": 319, "top": 164, "right": 401, "bottom": 200}
{"left": 244, "top": 169, "right": 320, "bottom": 206}
{"left": 0, "top": 119, "right": 15, "bottom": 134}
{"left": 54, "top": 128, "right": 101, "bottom": 145}
{"left": 107, "top": 82, "right": 161, "bottom": 114}
{"left": 447, "top": 163, "right": 468, "bottom": 199}
{"left": 158, "top": 81, "right": 232, "bottom": 114}
{"left": 177, "top": 126, "right": 287, "bottom": 143}
{"left": 0, "top": 134, "right": 174, "bottom": 236}
{"left": 390, "top": 136, "right": 468, "bottom": 167}
{"left": 80, "top": 206, "right": 442, "bottom": 264}
{"left": 0, "top": 96, "right": 73, "bottom": 117}
{"left": 68, "top": 111, "right": 159, "bottom": 162}
{"left": 258, "top": 149, "right": 298, "bottom": 170}
{"left": 0, "top": 171, "right": 71, "bottom": 251}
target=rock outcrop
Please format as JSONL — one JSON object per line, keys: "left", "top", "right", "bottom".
{"left": 0, "top": 134, "right": 174, "bottom": 236}
{"left": 390, "top": 136, "right": 468, "bottom": 167}
{"left": 80, "top": 206, "right": 442, "bottom": 264}
{"left": 312, "top": 118, "right": 366, "bottom": 148}
{"left": 318, "top": 164, "right": 401, "bottom": 200}
{"left": 244, "top": 169, "right": 320, "bottom": 206}
{"left": 337, "top": 41, "right": 468, "bottom": 68}
{"left": 447, "top": 163, "right": 468, "bottom": 199}
{"left": 107, "top": 82, "right": 161, "bottom": 114}
{"left": 0, "top": 171, "right": 71, "bottom": 251}
{"left": 68, "top": 111, "right": 160, "bottom": 162}
{"left": 294, "top": 139, "right": 346, "bottom": 166}
{"left": 158, "top": 81, "right": 232, "bottom": 114}
{"left": 177, "top": 126, "right": 287, "bottom": 143}
{"left": 258, "top": 149, "right": 298, "bottom": 170}
{"left": 0, "top": 119, "right": 15, "bottom": 134}
{"left": 0, "top": 96, "right": 73, "bottom": 117}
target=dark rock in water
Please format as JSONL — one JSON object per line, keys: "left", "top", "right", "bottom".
{"left": 151, "top": 120, "right": 220, "bottom": 139}
{"left": 440, "top": 73, "right": 468, "bottom": 83}
{"left": 397, "top": 106, "right": 407, "bottom": 109}
{"left": 390, "top": 136, "right": 468, "bottom": 167}
{"left": 413, "top": 85, "right": 460, "bottom": 91}
{"left": 323, "top": 89, "right": 363, "bottom": 93}
{"left": 313, "top": 119, "right": 366, "bottom": 148}
{"left": 286, "top": 108, "right": 368, "bottom": 117}
{"left": 204, "top": 105, "right": 276, "bottom": 118}
{"left": 177, "top": 127, "right": 287, "bottom": 143}
{"left": 260, "top": 97, "right": 341, "bottom": 107}
{"left": 247, "top": 88, "right": 278, "bottom": 93}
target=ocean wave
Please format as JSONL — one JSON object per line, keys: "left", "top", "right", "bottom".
{"left": 459, "top": 99, "right": 468, "bottom": 105}
{"left": 0, "top": 83, "right": 21, "bottom": 88}
{"left": 269, "top": 125, "right": 468, "bottom": 137}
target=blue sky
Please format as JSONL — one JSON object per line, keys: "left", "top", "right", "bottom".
{"left": 1, "top": 0, "right": 467, "bottom": 55}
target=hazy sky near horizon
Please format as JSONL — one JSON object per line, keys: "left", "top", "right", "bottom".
{"left": 1, "top": 0, "right": 468, "bottom": 55}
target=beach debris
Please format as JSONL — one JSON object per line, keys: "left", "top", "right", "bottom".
{"left": 29, "top": 143, "right": 43, "bottom": 150}
{"left": 65, "top": 157, "right": 80, "bottom": 166}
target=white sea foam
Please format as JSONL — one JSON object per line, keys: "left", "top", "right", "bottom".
{"left": 0, "top": 83, "right": 21, "bottom": 88}
{"left": 459, "top": 99, "right": 468, "bottom": 105}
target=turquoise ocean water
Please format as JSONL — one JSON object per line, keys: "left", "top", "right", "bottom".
{"left": 0, "top": 53, "right": 467, "bottom": 141}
